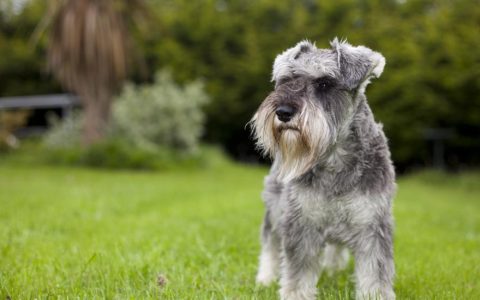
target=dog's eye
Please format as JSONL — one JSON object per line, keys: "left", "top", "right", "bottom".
{"left": 313, "top": 77, "right": 336, "bottom": 93}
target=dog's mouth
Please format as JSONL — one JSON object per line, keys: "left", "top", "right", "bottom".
{"left": 277, "top": 125, "right": 300, "bottom": 132}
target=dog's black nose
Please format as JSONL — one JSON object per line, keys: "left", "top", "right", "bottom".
{"left": 276, "top": 105, "right": 295, "bottom": 122}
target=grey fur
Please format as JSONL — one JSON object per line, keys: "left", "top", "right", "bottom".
{"left": 251, "top": 39, "right": 395, "bottom": 300}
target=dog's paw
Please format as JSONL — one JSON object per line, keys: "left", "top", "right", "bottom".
{"left": 279, "top": 286, "right": 317, "bottom": 300}
{"left": 256, "top": 271, "right": 277, "bottom": 286}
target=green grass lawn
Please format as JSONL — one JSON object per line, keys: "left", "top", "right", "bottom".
{"left": 0, "top": 161, "right": 479, "bottom": 299}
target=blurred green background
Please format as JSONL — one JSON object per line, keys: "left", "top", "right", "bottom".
{"left": 1, "top": 0, "right": 479, "bottom": 171}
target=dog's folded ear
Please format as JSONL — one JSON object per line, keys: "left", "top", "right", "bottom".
{"left": 330, "top": 38, "right": 386, "bottom": 91}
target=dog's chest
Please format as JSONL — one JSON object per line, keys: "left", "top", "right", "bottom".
{"left": 292, "top": 186, "right": 372, "bottom": 239}
{"left": 296, "top": 187, "right": 347, "bottom": 227}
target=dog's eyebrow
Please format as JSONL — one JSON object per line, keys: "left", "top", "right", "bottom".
{"left": 277, "top": 74, "right": 302, "bottom": 86}
{"left": 276, "top": 77, "right": 291, "bottom": 86}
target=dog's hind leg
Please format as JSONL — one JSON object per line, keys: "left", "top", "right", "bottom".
{"left": 256, "top": 210, "right": 281, "bottom": 286}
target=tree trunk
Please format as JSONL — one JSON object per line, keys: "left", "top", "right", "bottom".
{"left": 82, "top": 91, "right": 112, "bottom": 146}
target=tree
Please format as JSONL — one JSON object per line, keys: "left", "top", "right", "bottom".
{"left": 2, "top": 0, "right": 479, "bottom": 170}
{"left": 146, "top": 0, "right": 480, "bottom": 170}
{"left": 0, "top": 1, "right": 60, "bottom": 96}
{"left": 38, "top": 0, "right": 145, "bottom": 145}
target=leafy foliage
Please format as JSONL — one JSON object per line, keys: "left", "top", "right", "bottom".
{"left": 44, "top": 139, "right": 179, "bottom": 170}
{"left": 42, "top": 71, "right": 209, "bottom": 169}
{"left": 111, "top": 71, "right": 208, "bottom": 153}
{"left": 43, "top": 112, "right": 83, "bottom": 148}
{"left": 141, "top": 0, "right": 480, "bottom": 170}
{"left": 0, "top": 1, "right": 61, "bottom": 95}
{"left": 1, "top": 0, "right": 479, "bottom": 170}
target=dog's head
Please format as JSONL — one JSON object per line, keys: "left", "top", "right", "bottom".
{"left": 250, "top": 38, "right": 385, "bottom": 182}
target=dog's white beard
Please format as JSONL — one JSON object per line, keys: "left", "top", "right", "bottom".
{"left": 276, "top": 129, "right": 313, "bottom": 183}
{"left": 252, "top": 102, "right": 332, "bottom": 183}
{"left": 278, "top": 115, "right": 330, "bottom": 182}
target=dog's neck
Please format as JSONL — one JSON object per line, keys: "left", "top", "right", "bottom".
{"left": 303, "top": 94, "right": 377, "bottom": 179}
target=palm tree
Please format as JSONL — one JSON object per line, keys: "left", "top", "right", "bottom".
{"left": 38, "top": 0, "right": 145, "bottom": 145}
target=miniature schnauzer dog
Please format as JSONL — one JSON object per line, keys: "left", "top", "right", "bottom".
{"left": 250, "top": 39, "right": 396, "bottom": 300}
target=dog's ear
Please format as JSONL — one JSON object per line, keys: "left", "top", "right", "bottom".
{"left": 330, "top": 38, "right": 385, "bottom": 91}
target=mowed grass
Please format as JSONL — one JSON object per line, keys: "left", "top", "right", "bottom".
{"left": 0, "top": 161, "right": 479, "bottom": 299}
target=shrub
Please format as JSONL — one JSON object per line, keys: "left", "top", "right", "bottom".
{"left": 41, "top": 70, "right": 210, "bottom": 169}
{"left": 111, "top": 71, "right": 209, "bottom": 153}
{"left": 75, "top": 139, "right": 162, "bottom": 170}
{"left": 43, "top": 112, "right": 82, "bottom": 149}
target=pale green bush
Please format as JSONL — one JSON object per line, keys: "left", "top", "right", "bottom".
{"left": 43, "top": 112, "right": 82, "bottom": 149}
{"left": 111, "top": 71, "right": 209, "bottom": 153}
{"left": 44, "top": 71, "right": 209, "bottom": 154}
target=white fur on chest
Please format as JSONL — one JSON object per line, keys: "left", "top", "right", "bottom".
{"left": 293, "top": 186, "right": 380, "bottom": 235}
{"left": 296, "top": 187, "right": 345, "bottom": 227}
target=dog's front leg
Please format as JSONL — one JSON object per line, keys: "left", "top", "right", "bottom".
{"left": 353, "top": 218, "right": 395, "bottom": 300}
{"left": 279, "top": 218, "right": 324, "bottom": 300}
{"left": 256, "top": 211, "right": 281, "bottom": 285}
